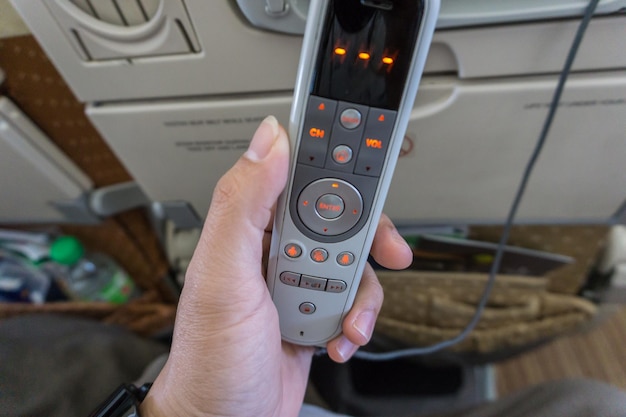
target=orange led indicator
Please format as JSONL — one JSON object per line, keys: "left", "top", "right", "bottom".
{"left": 303, "top": 200, "right": 309, "bottom": 207}
{"left": 309, "top": 128, "right": 325, "bottom": 139}
{"left": 334, "top": 47, "right": 347, "bottom": 56}
{"left": 318, "top": 103, "right": 326, "bottom": 111}
{"left": 331, "top": 183, "right": 339, "bottom": 189}
{"left": 366, "top": 138, "right": 383, "bottom": 149}
{"left": 382, "top": 57, "right": 394, "bottom": 65}
{"left": 378, "top": 114, "right": 385, "bottom": 122}
{"left": 358, "top": 52, "right": 371, "bottom": 60}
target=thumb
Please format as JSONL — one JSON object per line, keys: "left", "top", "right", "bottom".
{"left": 188, "top": 115, "right": 290, "bottom": 285}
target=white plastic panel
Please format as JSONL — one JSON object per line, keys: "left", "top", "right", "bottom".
{"left": 10, "top": 0, "right": 626, "bottom": 102}
{"left": 235, "top": 0, "right": 626, "bottom": 33}
{"left": 437, "top": 0, "right": 626, "bottom": 28}
{"left": 433, "top": 16, "right": 626, "bottom": 79}
{"left": 87, "top": 71, "right": 626, "bottom": 225}
{"left": 86, "top": 96, "right": 293, "bottom": 217}
{"left": 388, "top": 71, "right": 626, "bottom": 224}
{"left": 0, "top": 98, "right": 93, "bottom": 223}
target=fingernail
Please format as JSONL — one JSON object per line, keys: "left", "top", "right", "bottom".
{"left": 353, "top": 309, "right": 376, "bottom": 341}
{"left": 336, "top": 336, "right": 358, "bottom": 362}
{"left": 245, "top": 115, "right": 279, "bottom": 161}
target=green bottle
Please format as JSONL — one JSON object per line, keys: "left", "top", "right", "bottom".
{"left": 49, "top": 236, "right": 137, "bottom": 304}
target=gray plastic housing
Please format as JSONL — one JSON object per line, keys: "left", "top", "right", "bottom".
{"left": 267, "top": 0, "right": 440, "bottom": 346}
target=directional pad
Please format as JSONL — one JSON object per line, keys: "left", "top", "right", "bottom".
{"left": 297, "top": 178, "right": 363, "bottom": 236}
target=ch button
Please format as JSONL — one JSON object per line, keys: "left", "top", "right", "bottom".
{"left": 297, "top": 96, "right": 338, "bottom": 168}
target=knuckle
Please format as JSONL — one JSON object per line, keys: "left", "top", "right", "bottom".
{"left": 211, "top": 170, "right": 243, "bottom": 212}
{"left": 371, "top": 278, "right": 384, "bottom": 308}
{"left": 362, "top": 267, "right": 384, "bottom": 309}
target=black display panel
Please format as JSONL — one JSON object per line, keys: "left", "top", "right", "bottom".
{"left": 312, "top": 0, "right": 424, "bottom": 110}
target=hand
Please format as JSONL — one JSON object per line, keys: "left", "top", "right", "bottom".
{"left": 141, "top": 116, "right": 412, "bottom": 417}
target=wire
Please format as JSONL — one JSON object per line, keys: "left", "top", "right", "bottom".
{"left": 349, "top": 0, "right": 601, "bottom": 361}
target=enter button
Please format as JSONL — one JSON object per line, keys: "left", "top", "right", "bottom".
{"left": 316, "top": 194, "right": 345, "bottom": 220}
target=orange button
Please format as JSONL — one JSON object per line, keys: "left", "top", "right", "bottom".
{"left": 284, "top": 244, "right": 303, "bottom": 259}
{"left": 311, "top": 248, "right": 329, "bottom": 263}
{"left": 337, "top": 252, "right": 355, "bottom": 266}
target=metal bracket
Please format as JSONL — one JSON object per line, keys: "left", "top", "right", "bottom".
{"left": 51, "top": 181, "right": 151, "bottom": 223}
{"left": 89, "top": 181, "right": 151, "bottom": 217}
{"left": 51, "top": 193, "right": 101, "bottom": 224}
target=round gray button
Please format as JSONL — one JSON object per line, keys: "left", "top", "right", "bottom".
{"left": 340, "top": 108, "right": 362, "bottom": 130}
{"left": 337, "top": 252, "right": 355, "bottom": 266}
{"left": 311, "top": 248, "right": 329, "bottom": 263}
{"left": 316, "top": 194, "right": 345, "bottom": 219}
{"left": 332, "top": 145, "right": 353, "bottom": 164}
{"left": 297, "top": 179, "right": 363, "bottom": 236}
{"left": 299, "top": 302, "right": 316, "bottom": 315}
{"left": 284, "top": 243, "right": 302, "bottom": 259}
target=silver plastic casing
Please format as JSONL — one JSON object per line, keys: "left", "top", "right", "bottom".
{"left": 267, "top": 0, "right": 440, "bottom": 346}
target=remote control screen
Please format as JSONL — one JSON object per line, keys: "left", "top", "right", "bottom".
{"left": 312, "top": 0, "right": 425, "bottom": 110}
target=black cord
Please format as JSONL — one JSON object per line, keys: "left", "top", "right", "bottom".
{"left": 350, "top": 0, "right": 601, "bottom": 361}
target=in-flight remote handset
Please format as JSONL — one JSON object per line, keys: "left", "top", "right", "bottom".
{"left": 267, "top": 0, "right": 439, "bottom": 346}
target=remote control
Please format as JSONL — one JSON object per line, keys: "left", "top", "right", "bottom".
{"left": 267, "top": 0, "right": 439, "bottom": 346}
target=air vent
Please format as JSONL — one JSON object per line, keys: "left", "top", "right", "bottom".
{"left": 69, "top": 0, "right": 160, "bottom": 27}
{"left": 44, "top": 0, "right": 201, "bottom": 61}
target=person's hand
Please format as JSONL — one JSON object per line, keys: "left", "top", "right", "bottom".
{"left": 141, "top": 116, "right": 413, "bottom": 417}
